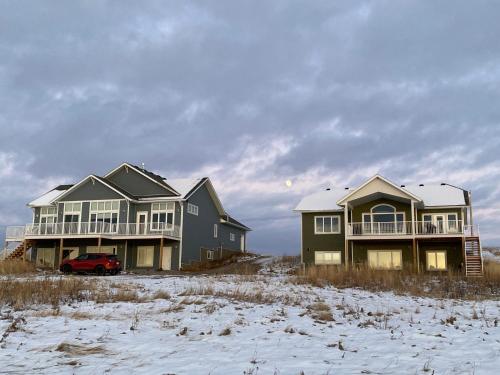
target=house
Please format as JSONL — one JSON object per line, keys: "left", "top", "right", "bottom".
{"left": 4, "top": 162, "right": 250, "bottom": 271}
{"left": 294, "top": 175, "right": 483, "bottom": 276}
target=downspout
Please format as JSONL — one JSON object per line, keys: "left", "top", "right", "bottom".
{"left": 468, "top": 191, "right": 474, "bottom": 234}
{"left": 178, "top": 200, "right": 184, "bottom": 270}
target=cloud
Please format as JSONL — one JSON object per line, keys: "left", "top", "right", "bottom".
{"left": 1, "top": 1, "right": 500, "bottom": 250}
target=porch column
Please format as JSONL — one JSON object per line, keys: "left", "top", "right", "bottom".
{"left": 59, "top": 238, "right": 64, "bottom": 268}
{"left": 416, "top": 240, "right": 420, "bottom": 273}
{"left": 124, "top": 240, "right": 128, "bottom": 271}
{"left": 411, "top": 200, "right": 417, "bottom": 270}
{"left": 159, "top": 237, "right": 164, "bottom": 271}
{"left": 22, "top": 239, "right": 27, "bottom": 262}
{"left": 98, "top": 237, "right": 101, "bottom": 252}
{"left": 344, "top": 203, "right": 349, "bottom": 269}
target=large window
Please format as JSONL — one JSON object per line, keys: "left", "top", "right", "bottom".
{"left": 315, "top": 251, "right": 342, "bottom": 265}
{"left": 363, "top": 204, "right": 406, "bottom": 234}
{"left": 36, "top": 248, "right": 55, "bottom": 267}
{"left": 214, "top": 224, "right": 218, "bottom": 238}
{"left": 151, "top": 202, "right": 175, "bottom": 230}
{"left": 187, "top": 203, "right": 199, "bottom": 216}
{"left": 63, "top": 202, "right": 81, "bottom": 223}
{"left": 315, "top": 216, "right": 341, "bottom": 234}
{"left": 230, "top": 233, "right": 235, "bottom": 242}
{"left": 422, "top": 213, "right": 460, "bottom": 234}
{"left": 89, "top": 200, "right": 120, "bottom": 232}
{"left": 39, "top": 206, "right": 57, "bottom": 234}
{"left": 426, "top": 251, "right": 447, "bottom": 270}
{"left": 367, "top": 250, "right": 402, "bottom": 269}
{"left": 137, "top": 246, "right": 154, "bottom": 267}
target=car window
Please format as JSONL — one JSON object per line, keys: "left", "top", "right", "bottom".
{"left": 88, "top": 254, "right": 100, "bottom": 260}
{"left": 106, "top": 255, "right": 117, "bottom": 260}
{"left": 75, "top": 254, "right": 88, "bottom": 260}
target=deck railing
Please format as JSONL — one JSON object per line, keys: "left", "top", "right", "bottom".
{"left": 348, "top": 220, "right": 474, "bottom": 237}
{"left": 6, "top": 223, "right": 181, "bottom": 240}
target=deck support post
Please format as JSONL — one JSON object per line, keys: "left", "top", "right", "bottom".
{"left": 22, "top": 239, "right": 27, "bottom": 262}
{"left": 416, "top": 240, "right": 420, "bottom": 273}
{"left": 344, "top": 203, "right": 349, "bottom": 270}
{"left": 462, "top": 236, "right": 466, "bottom": 275}
{"left": 412, "top": 238, "right": 417, "bottom": 272}
{"left": 159, "top": 237, "right": 164, "bottom": 271}
{"left": 124, "top": 240, "right": 128, "bottom": 271}
{"left": 98, "top": 237, "right": 101, "bottom": 252}
{"left": 59, "top": 238, "right": 64, "bottom": 269}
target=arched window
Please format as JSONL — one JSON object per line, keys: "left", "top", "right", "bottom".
{"left": 371, "top": 204, "right": 395, "bottom": 214}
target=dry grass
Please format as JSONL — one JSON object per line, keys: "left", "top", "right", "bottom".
{"left": 55, "top": 342, "right": 109, "bottom": 356}
{"left": 293, "top": 264, "right": 500, "bottom": 300}
{"left": 0, "top": 260, "right": 37, "bottom": 275}
{"left": 307, "top": 302, "right": 334, "bottom": 322}
{"left": 0, "top": 277, "right": 97, "bottom": 309}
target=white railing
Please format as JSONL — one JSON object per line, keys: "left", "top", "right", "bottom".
{"left": 348, "top": 221, "right": 413, "bottom": 236}
{"left": 348, "top": 220, "right": 471, "bottom": 236}
{"left": 7, "top": 223, "right": 181, "bottom": 239}
{"left": 415, "top": 220, "right": 465, "bottom": 235}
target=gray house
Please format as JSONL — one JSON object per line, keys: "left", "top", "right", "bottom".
{"left": 5, "top": 162, "right": 250, "bottom": 271}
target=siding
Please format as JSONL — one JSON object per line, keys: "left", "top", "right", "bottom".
{"left": 351, "top": 198, "right": 411, "bottom": 222}
{"left": 59, "top": 179, "right": 123, "bottom": 201}
{"left": 181, "top": 184, "right": 244, "bottom": 267}
{"left": 106, "top": 166, "right": 176, "bottom": 197}
{"left": 301, "top": 212, "right": 345, "bottom": 265}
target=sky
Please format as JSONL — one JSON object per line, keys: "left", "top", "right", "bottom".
{"left": 1, "top": 1, "right": 500, "bottom": 253}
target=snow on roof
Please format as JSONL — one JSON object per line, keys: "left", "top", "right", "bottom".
{"left": 28, "top": 187, "right": 70, "bottom": 207}
{"left": 165, "top": 178, "right": 202, "bottom": 197}
{"left": 404, "top": 184, "right": 466, "bottom": 206}
{"left": 294, "top": 189, "right": 349, "bottom": 212}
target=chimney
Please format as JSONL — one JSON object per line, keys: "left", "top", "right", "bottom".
{"left": 344, "top": 187, "right": 349, "bottom": 190}
{"left": 400, "top": 184, "right": 405, "bottom": 187}
{"left": 326, "top": 188, "right": 331, "bottom": 191}
{"left": 441, "top": 183, "right": 446, "bottom": 186}
{"left": 141, "top": 162, "right": 145, "bottom": 171}
{"left": 419, "top": 184, "right": 424, "bottom": 187}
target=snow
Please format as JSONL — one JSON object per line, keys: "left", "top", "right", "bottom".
{"left": 404, "top": 184, "right": 466, "bottom": 206}
{"left": 295, "top": 184, "right": 466, "bottom": 211}
{"left": 165, "top": 178, "right": 202, "bottom": 197}
{"left": 294, "top": 189, "right": 348, "bottom": 212}
{"left": 29, "top": 189, "right": 68, "bottom": 207}
{"left": 1, "top": 273, "right": 499, "bottom": 374}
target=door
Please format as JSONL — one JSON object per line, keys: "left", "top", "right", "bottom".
{"left": 136, "top": 212, "right": 148, "bottom": 235}
{"left": 162, "top": 246, "right": 172, "bottom": 270}
{"left": 434, "top": 215, "right": 445, "bottom": 234}
{"left": 36, "top": 248, "right": 55, "bottom": 268}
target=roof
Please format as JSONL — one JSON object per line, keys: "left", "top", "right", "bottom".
{"left": 294, "top": 189, "right": 348, "bottom": 212}
{"left": 295, "top": 177, "right": 468, "bottom": 212}
{"left": 165, "top": 178, "right": 203, "bottom": 197}
{"left": 404, "top": 184, "right": 466, "bottom": 206}
{"left": 130, "top": 164, "right": 179, "bottom": 195}
{"left": 222, "top": 214, "right": 252, "bottom": 231}
{"left": 92, "top": 176, "right": 137, "bottom": 200}
{"left": 28, "top": 186, "right": 72, "bottom": 207}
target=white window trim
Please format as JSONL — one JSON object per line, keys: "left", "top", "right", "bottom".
{"left": 422, "top": 213, "right": 460, "bottom": 233}
{"left": 214, "top": 224, "right": 218, "bottom": 238}
{"left": 88, "top": 200, "right": 121, "bottom": 233}
{"left": 150, "top": 202, "right": 175, "bottom": 231}
{"left": 315, "top": 251, "right": 342, "bottom": 265}
{"left": 207, "top": 250, "right": 214, "bottom": 260}
{"left": 367, "top": 250, "right": 403, "bottom": 270}
{"left": 62, "top": 202, "right": 82, "bottom": 230}
{"left": 426, "top": 250, "right": 447, "bottom": 271}
{"left": 314, "top": 215, "right": 341, "bottom": 235}
{"left": 230, "top": 232, "right": 235, "bottom": 242}
{"left": 187, "top": 203, "right": 199, "bottom": 216}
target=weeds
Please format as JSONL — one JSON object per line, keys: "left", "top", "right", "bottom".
{"left": 0, "top": 260, "right": 37, "bottom": 275}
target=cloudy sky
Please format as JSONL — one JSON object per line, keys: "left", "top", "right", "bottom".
{"left": 1, "top": 1, "right": 500, "bottom": 252}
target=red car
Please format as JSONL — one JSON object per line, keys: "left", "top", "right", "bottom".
{"left": 60, "top": 253, "right": 122, "bottom": 275}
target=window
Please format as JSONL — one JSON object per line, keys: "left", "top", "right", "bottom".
{"left": 315, "top": 216, "right": 341, "bottom": 234}
{"left": 89, "top": 200, "right": 120, "bottom": 232}
{"left": 64, "top": 202, "right": 81, "bottom": 223}
{"left": 447, "top": 214, "right": 458, "bottom": 233}
{"left": 362, "top": 204, "right": 406, "bottom": 234}
{"left": 137, "top": 246, "right": 154, "bottom": 267}
{"left": 187, "top": 203, "right": 199, "bottom": 216}
{"left": 367, "top": 250, "right": 402, "bottom": 269}
{"left": 151, "top": 202, "right": 175, "bottom": 230}
{"left": 40, "top": 206, "right": 57, "bottom": 233}
{"left": 427, "top": 251, "right": 447, "bottom": 270}
{"left": 207, "top": 250, "right": 214, "bottom": 260}
{"left": 230, "top": 233, "right": 235, "bottom": 242}
{"left": 315, "top": 251, "right": 342, "bottom": 265}
{"left": 36, "top": 248, "right": 55, "bottom": 267}
{"left": 214, "top": 224, "right": 218, "bottom": 238}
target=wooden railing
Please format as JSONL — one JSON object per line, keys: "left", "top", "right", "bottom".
{"left": 348, "top": 221, "right": 413, "bottom": 236}
{"left": 348, "top": 220, "right": 476, "bottom": 237}
{"left": 6, "top": 223, "right": 181, "bottom": 240}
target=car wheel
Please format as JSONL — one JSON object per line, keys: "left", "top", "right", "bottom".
{"left": 95, "top": 265, "right": 105, "bottom": 276}
{"left": 62, "top": 264, "right": 72, "bottom": 274}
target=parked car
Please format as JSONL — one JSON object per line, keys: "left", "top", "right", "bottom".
{"left": 60, "top": 253, "right": 122, "bottom": 275}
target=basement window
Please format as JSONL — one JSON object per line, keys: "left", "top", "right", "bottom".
{"left": 230, "top": 233, "right": 235, "bottom": 242}
{"left": 367, "top": 250, "right": 402, "bottom": 270}
{"left": 426, "top": 251, "right": 447, "bottom": 271}
{"left": 315, "top": 251, "right": 341, "bottom": 265}
{"left": 207, "top": 250, "right": 214, "bottom": 260}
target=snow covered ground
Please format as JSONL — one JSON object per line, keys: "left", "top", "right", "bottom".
{"left": 1, "top": 272, "right": 499, "bottom": 375}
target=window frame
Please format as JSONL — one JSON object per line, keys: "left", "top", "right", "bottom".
{"left": 367, "top": 250, "right": 403, "bottom": 270}
{"left": 314, "top": 215, "right": 341, "bottom": 235}
{"left": 150, "top": 202, "right": 175, "bottom": 231}
{"left": 137, "top": 246, "right": 154, "bottom": 267}
{"left": 213, "top": 224, "right": 218, "bottom": 238}
{"left": 88, "top": 199, "right": 121, "bottom": 233}
{"left": 314, "top": 251, "right": 342, "bottom": 265}
{"left": 207, "top": 250, "right": 214, "bottom": 260}
{"left": 230, "top": 232, "right": 235, "bottom": 242}
{"left": 187, "top": 203, "right": 199, "bottom": 216}
{"left": 426, "top": 250, "right": 447, "bottom": 271}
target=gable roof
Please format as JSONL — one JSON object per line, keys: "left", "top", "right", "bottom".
{"left": 50, "top": 175, "right": 136, "bottom": 203}
{"left": 105, "top": 162, "right": 180, "bottom": 196}
{"left": 295, "top": 175, "right": 468, "bottom": 212}
{"left": 336, "top": 175, "right": 422, "bottom": 205}
{"left": 166, "top": 178, "right": 203, "bottom": 197}
{"left": 221, "top": 214, "right": 252, "bottom": 231}
{"left": 28, "top": 185, "right": 73, "bottom": 207}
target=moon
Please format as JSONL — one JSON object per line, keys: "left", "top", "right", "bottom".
{"left": 285, "top": 180, "right": 293, "bottom": 188}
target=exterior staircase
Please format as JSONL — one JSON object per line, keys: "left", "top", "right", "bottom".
{"left": 4, "top": 241, "right": 32, "bottom": 261}
{"left": 465, "top": 237, "right": 483, "bottom": 277}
